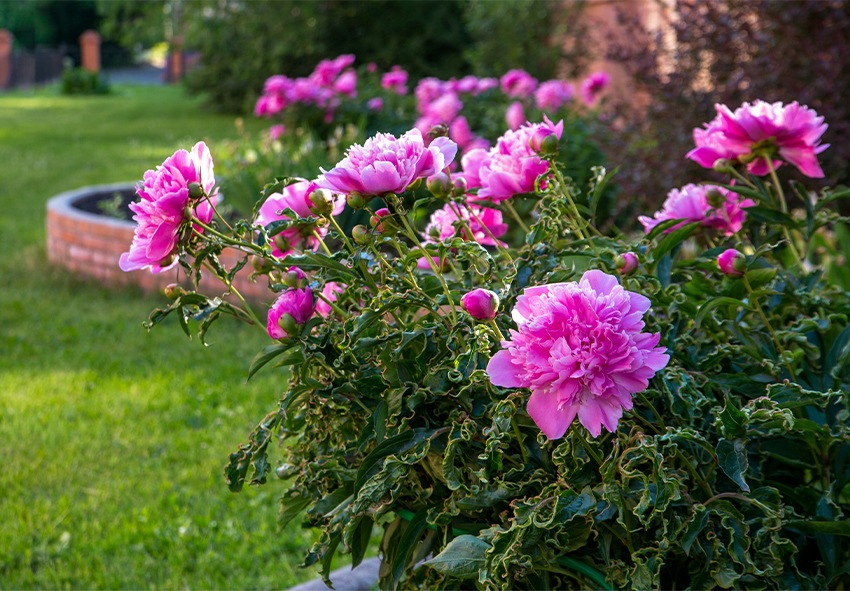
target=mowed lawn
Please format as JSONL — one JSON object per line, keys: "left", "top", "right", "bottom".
{"left": 0, "top": 85, "right": 319, "bottom": 589}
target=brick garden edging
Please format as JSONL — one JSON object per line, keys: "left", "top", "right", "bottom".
{"left": 46, "top": 183, "right": 273, "bottom": 302}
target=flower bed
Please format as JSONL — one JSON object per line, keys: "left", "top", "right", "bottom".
{"left": 121, "top": 96, "right": 850, "bottom": 590}
{"left": 46, "top": 183, "right": 271, "bottom": 301}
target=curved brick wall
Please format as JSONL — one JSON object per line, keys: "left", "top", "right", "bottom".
{"left": 46, "top": 183, "right": 272, "bottom": 302}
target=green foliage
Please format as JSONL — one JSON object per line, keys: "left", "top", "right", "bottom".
{"left": 462, "top": 0, "right": 591, "bottom": 81}
{"left": 0, "top": 0, "right": 100, "bottom": 49}
{"left": 61, "top": 67, "right": 111, "bottom": 95}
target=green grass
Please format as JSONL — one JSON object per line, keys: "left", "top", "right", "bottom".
{"left": 0, "top": 84, "right": 321, "bottom": 589}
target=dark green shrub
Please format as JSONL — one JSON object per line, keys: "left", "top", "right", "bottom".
{"left": 61, "top": 67, "right": 110, "bottom": 95}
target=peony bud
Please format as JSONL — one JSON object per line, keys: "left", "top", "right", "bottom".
{"left": 461, "top": 288, "right": 500, "bottom": 321}
{"left": 274, "top": 233, "right": 290, "bottom": 253}
{"left": 307, "top": 189, "right": 334, "bottom": 216}
{"left": 277, "top": 313, "right": 299, "bottom": 337}
{"left": 187, "top": 182, "right": 204, "bottom": 200}
{"left": 346, "top": 191, "right": 366, "bottom": 210}
{"left": 370, "top": 208, "right": 396, "bottom": 234}
{"left": 352, "top": 224, "right": 370, "bottom": 245}
{"left": 164, "top": 283, "right": 185, "bottom": 300}
{"left": 713, "top": 158, "right": 733, "bottom": 173}
{"left": 159, "top": 252, "right": 177, "bottom": 267}
{"left": 267, "top": 287, "right": 314, "bottom": 340}
{"left": 426, "top": 172, "right": 451, "bottom": 198}
{"left": 530, "top": 127, "right": 559, "bottom": 154}
{"left": 407, "top": 178, "right": 422, "bottom": 192}
{"left": 705, "top": 188, "right": 725, "bottom": 208}
{"left": 284, "top": 266, "right": 307, "bottom": 288}
{"left": 251, "top": 256, "right": 273, "bottom": 273}
{"left": 452, "top": 176, "right": 468, "bottom": 197}
{"left": 615, "top": 252, "right": 639, "bottom": 274}
{"left": 718, "top": 249, "right": 747, "bottom": 277}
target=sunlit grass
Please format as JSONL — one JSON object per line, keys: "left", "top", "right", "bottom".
{"left": 0, "top": 84, "right": 318, "bottom": 589}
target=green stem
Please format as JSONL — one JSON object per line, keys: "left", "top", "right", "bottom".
{"left": 729, "top": 167, "right": 759, "bottom": 191}
{"left": 503, "top": 200, "right": 530, "bottom": 233}
{"left": 191, "top": 215, "right": 262, "bottom": 255}
{"left": 743, "top": 275, "right": 796, "bottom": 380}
{"left": 511, "top": 418, "right": 529, "bottom": 465}
{"left": 581, "top": 438, "right": 604, "bottom": 466}
{"left": 636, "top": 392, "right": 666, "bottom": 429}
{"left": 764, "top": 156, "right": 804, "bottom": 268}
{"left": 328, "top": 215, "right": 355, "bottom": 255}
{"left": 488, "top": 319, "right": 505, "bottom": 342}
{"left": 317, "top": 291, "right": 346, "bottom": 317}
{"left": 398, "top": 213, "right": 458, "bottom": 324}
{"left": 202, "top": 192, "right": 233, "bottom": 232}
{"left": 463, "top": 201, "right": 514, "bottom": 266}
{"left": 201, "top": 261, "right": 265, "bottom": 334}
{"left": 703, "top": 492, "right": 780, "bottom": 516}
{"left": 550, "top": 166, "right": 602, "bottom": 255}
{"left": 312, "top": 230, "right": 333, "bottom": 256}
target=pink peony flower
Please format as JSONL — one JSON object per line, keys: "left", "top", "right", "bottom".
{"left": 580, "top": 71, "right": 611, "bottom": 105}
{"left": 452, "top": 75, "right": 480, "bottom": 94}
{"left": 367, "top": 97, "right": 384, "bottom": 111}
{"left": 422, "top": 203, "right": 508, "bottom": 246}
{"left": 263, "top": 75, "right": 291, "bottom": 95}
{"left": 487, "top": 270, "right": 670, "bottom": 438}
{"left": 317, "top": 128, "right": 458, "bottom": 196}
{"left": 316, "top": 281, "right": 346, "bottom": 317}
{"left": 449, "top": 116, "right": 474, "bottom": 149}
{"left": 426, "top": 92, "right": 463, "bottom": 124}
{"left": 535, "top": 80, "right": 574, "bottom": 112}
{"left": 415, "top": 77, "right": 446, "bottom": 112}
{"left": 461, "top": 289, "right": 500, "bottom": 321}
{"left": 381, "top": 66, "right": 408, "bottom": 95}
{"left": 333, "top": 69, "right": 358, "bottom": 98}
{"left": 505, "top": 101, "right": 526, "bottom": 131}
{"left": 267, "top": 287, "right": 314, "bottom": 339}
{"left": 686, "top": 101, "right": 829, "bottom": 178}
{"left": 269, "top": 124, "right": 285, "bottom": 141}
{"left": 255, "top": 180, "right": 344, "bottom": 258}
{"left": 311, "top": 55, "right": 355, "bottom": 88}
{"left": 500, "top": 69, "right": 538, "bottom": 99}
{"left": 455, "top": 148, "right": 489, "bottom": 191}
{"left": 367, "top": 62, "right": 377, "bottom": 73}
{"left": 120, "top": 142, "right": 216, "bottom": 274}
{"left": 637, "top": 183, "right": 755, "bottom": 236}
{"left": 474, "top": 77, "right": 499, "bottom": 95}
{"left": 473, "top": 117, "right": 564, "bottom": 202}
{"left": 718, "top": 249, "right": 746, "bottom": 276}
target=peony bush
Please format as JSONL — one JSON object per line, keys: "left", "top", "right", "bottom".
{"left": 126, "top": 99, "right": 850, "bottom": 589}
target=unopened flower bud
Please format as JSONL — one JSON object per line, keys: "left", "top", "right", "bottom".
{"left": 159, "top": 252, "right": 177, "bottom": 267}
{"left": 407, "top": 178, "right": 422, "bottom": 192}
{"left": 346, "top": 191, "right": 365, "bottom": 210}
{"left": 274, "top": 234, "right": 290, "bottom": 253}
{"left": 461, "top": 288, "right": 500, "bottom": 321}
{"left": 251, "top": 256, "right": 273, "bottom": 273}
{"left": 705, "top": 188, "right": 725, "bottom": 208}
{"left": 277, "top": 312, "right": 299, "bottom": 336}
{"left": 615, "top": 252, "right": 639, "bottom": 274}
{"left": 452, "top": 176, "right": 468, "bottom": 197}
{"left": 530, "top": 128, "right": 559, "bottom": 154}
{"left": 187, "top": 182, "right": 204, "bottom": 200}
{"left": 164, "top": 283, "right": 185, "bottom": 300}
{"left": 183, "top": 205, "right": 194, "bottom": 220}
{"left": 352, "top": 224, "right": 370, "bottom": 245}
{"left": 307, "top": 189, "right": 334, "bottom": 216}
{"left": 428, "top": 225, "right": 441, "bottom": 240}
{"left": 370, "top": 208, "right": 396, "bottom": 234}
{"left": 427, "top": 173, "right": 451, "bottom": 198}
{"left": 428, "top": 123, "right": 449, "bottom": 139}
{"left": 713, "top": 158, "right": 733, "bottom": 173}
{"left": 718, "top": 249, "right": 747, "bottom": 277}
{"left": 284, "top": 266, "right": 307, "bottom": 288}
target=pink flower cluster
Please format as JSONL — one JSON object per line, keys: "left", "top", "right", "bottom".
{"left": 317, "top": 128, "right": 458, "bottom": 197}
{"left": 460, "top": 117, "right": 564, "bottom": 202}
{"left": 381, "top": 66, "right": 408, "bottom": 95}
{"left": 487, "top": 270, "right": 670, "bottom": 439}
{"left": 500, "top": 69, "right": 538, "bottom": 99}
{"left": 535, "top": 80, "right": 575, "bottom": 113}
{"left": 638, "top": 183, "right": 755, "bottom": 236}
{"left": 579, "top": 71, "right": 610, "bottom": 105}
{"left": 422, "top": 203, "right": 508, "bottom": 246}
{"left": 687, "top": 101, "right": 829, "bottom": 178}
{"left": 255, "top": 180, "right": 345, "bottom": 258}
{"left": 254, "top": 55, "right": 358, "bottom": 127}
{"left": 120, "top": 142, "right": 216, "bottom": 274}
{"left": 267, "top": 287, "right": 314, "bottom": 340}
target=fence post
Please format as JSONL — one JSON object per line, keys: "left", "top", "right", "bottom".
{"left": 79, "top": 30, "right": 101, "bottom": 73}
{"left": 167, "top": 36, "right": 184, "bottom": 83}
{"left": 0, "top": 29, "right": 13, "bottom": 89}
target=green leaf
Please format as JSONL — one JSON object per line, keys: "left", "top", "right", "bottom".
{"left": 784, "top": 520, "right": 850, "bottom": 537}
{"left": 247, "top": 343, "right": 296, "bottom": 380}
{"left": 424, "top": 534, "right": 489, "bottom": 579}
{"left": 354, "top": 428, "right": 438, "bottom": 495}
{"left": 391, "top": 508, "right": 429, "bottom": 590}
{"left": 716, "top": 183, "right": 767, "bottom": 203}
{"left": 719, "top": 396, "right": 748, "bottom": 438}
{"left": 745, "top": 206, "right": 799, "bottom": 228}
{"left": 744, "top": 267, "right": 778, "bottom": 290}
{"left": 716, "top": 438, "right": 750, "bottom": 492}
{"left": 277, "top": 492, "right": 311, "bottom": 531}
{"left": 695, "top": 297, "right": 748, "bottom": 328}
{"left": 589, "top": 165, "right": 619, "bottom": 218}
{"left": 350, "top": 516, "right": 374, "bottom": 569}
{"left": 281, "top": 252, "right": 357, "bottom": 278}
{"left": 652, "top": 221, "right": 701, "bottom": 262}
{"left": 646, "top": 218, "right": 686, "bottom": 242}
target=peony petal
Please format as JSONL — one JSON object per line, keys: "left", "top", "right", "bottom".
{"left": 527, "top": 392, "right": 577, "bottom": 440}
{"left": 361, "top": 161, "right": 402, "bottom": 195}
{"left": 486, "top": 349, "right": 525, "bottom": 387}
